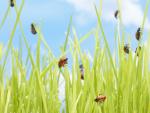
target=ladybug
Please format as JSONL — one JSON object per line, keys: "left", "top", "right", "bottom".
{"left": 31, "top": 23, "right": 37, "bottom": 35}
{"left": 94, "top": 94, "right": 106, "bottom": 103}
{"left": 135, "top": 46, "right": 142, "bottom": 56}
{"left": 10, "top": 0, "right": 14, "bottom": 7}
{"left": 114, "top": 10, "right": 119, "bottom": 19}
{"left": 58, "top": 57, "right": 68, "bottom": 68}
{"left": 124, "top": 44, "right": 130, "bottom": 54}
{"left": 135, "top": 27, "right": 141, "bottom": 41}
{"left": 79, "top": 64, "right": 84, "bottom": 80}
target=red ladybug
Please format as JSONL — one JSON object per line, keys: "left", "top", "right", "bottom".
{"left": 94, "top": 94, "right": 106, "bottom": 103}
{"left": 58, "top": 57, "right": 68, "bottom": 68}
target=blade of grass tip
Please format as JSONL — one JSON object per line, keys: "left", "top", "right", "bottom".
{"left": 72, "top": 27, "right": 82, "bottom": 55}
{"left": 79, "top": 29, "right": 94, "bottom": 44}
{"left": 73, "top": 28, "right": 88, "bottom": 63}
{"left": 40, "top": 60, "right": 55, "bottom": 78}
{"left": 0, "top": 6, "right": 10, "bottom": 31}
{"left": 94, "top": 5, "right": 118, "bottom": 84}
{"left": 14, "top": 5, "right": 35, "bottom": 68}
{"left": 63, "top": 16, "right": 72, "bottom": 53}
{"left": 71, "top": 91, "right": 82, "bottom": 113}
{"left": 68, "top": 38, "right": 74, "bottom": 56}
{"left": 99, "top": 0, "right": 103, "bottom": 16}
{"left": 1, "top": 0, "right": 25, "bottom": 76}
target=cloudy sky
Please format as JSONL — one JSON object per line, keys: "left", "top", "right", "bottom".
{"left": 0, "top": 0, "right": 150, "bottom": 56}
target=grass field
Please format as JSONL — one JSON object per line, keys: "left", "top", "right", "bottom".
{"left": 0, "top": 0, "right": 150, "bottom": 113}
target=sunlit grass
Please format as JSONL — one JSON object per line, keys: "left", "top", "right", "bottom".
{"left": 0, "top": 0, "right": 150, "bottom": 113}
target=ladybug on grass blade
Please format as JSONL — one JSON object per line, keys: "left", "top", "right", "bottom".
{"left": 58, "top": 57, "right": 68, "bottom": 68}
{"left": 94, "top": 94, "right": 106, "bottom": 103}
{"left": 124, "top": 44, "right": 130, "bottom": 54}
{"left": 135, "top": 27, "right": 141, "bottom": 41}
{"left": 114, "top": 10, "right": 119, "bottom": 19}
{"left": 135, "top": 46, "right": 142, "bottom": 56}
{"left": 31, "top": 23, "right": 37, "bottom": 35}
{"left": 10, "top": 0, "right": 14, "bottom": 7}
{"left": 79, "top": 64, "right": 84, "bottom": 80}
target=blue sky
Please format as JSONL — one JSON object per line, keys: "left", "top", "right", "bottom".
{"left": 0, "top": 0, "right": 150, "bottom": 57}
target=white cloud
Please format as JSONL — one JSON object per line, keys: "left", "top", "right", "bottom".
{"left": 102, "top": 0, "right": 150, "bottom": 29}
{"left": 66, "top": 0, "right": 96, "bottom": 15}
{"left": 74, "top": 13, "right": 92, "bottom": 26}
{"left": 66, "top": 0, "right": 98, "bottom": 26}
{"left": 66, "top": 0, "right": 150, "bottom": 29}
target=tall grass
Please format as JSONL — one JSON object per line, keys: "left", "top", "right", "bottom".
{"left": 0, "top": 0, "right": 150, "bottom": 113}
